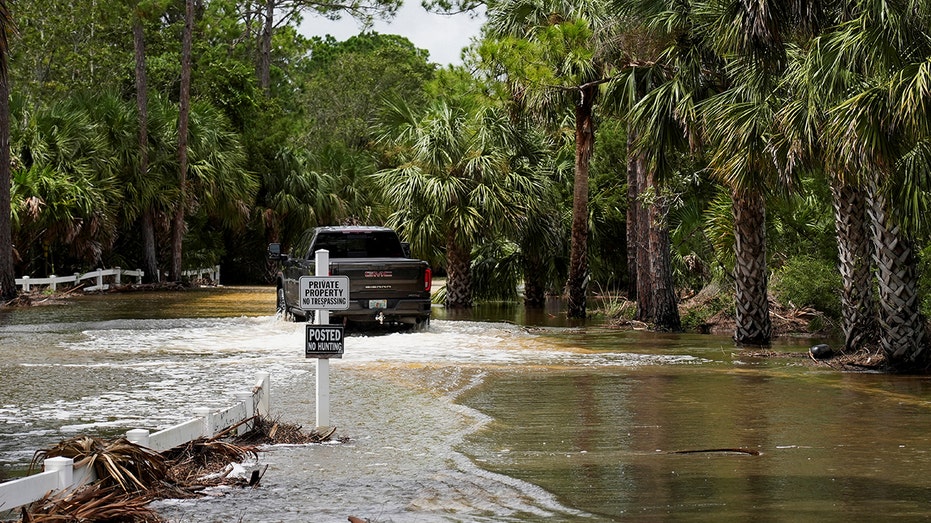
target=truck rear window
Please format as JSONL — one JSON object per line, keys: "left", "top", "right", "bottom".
{"left": 313, "top": 232, "right": 404, "bottom": 258}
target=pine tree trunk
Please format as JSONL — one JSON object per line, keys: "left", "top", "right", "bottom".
{"left": 626, "top": 127, "right": 640, "bottom": 301}
{"left": 647, "top": 170, "right": 680, "bottom": 330}
{"left": 0, "top": 50, "right": 13, "bottom": 301}
{"left": 134, "top": 14, "right": 159, "bottom": 284}
{"left": 732, "top": 188, "right": 771, "bottom": 346}
{"left": 259, "top": 0, "right": 273, "bottom": 94}
{"left": 567, "top": 87, "right": 596, "bottom": 319}
{"left": 830, "top": 176, "right": 875, "bottom": 351}
{"left": 867, "top": 178, "right": 927, "bottom": 368}
{"left": 634, "top": 153, "right": 653, "bottom": 321}
{"left": 170, "top": 0, "right": 193, "bottom": 281}
{"left": 445, "top": 234, "right": 472, "bottom": 309}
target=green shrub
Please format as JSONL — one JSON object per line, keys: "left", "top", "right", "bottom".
{"left": 680, "top": 281, "right": 733, "bottom": 331}
{"left": 917, "top": 245, "right": 931, "bottom": 318}
{"left": 771, "top": 255, "right": 842, "bottom": 318}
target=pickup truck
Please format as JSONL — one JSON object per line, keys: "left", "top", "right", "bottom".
{"left": 268, "top": 226, "right": 432, "bottom": 329}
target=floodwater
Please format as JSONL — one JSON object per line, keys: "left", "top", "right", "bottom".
{"left": 2, "top": 287, "right": 931, "bottom": 521}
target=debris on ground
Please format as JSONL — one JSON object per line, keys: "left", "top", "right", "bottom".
{"left": 15, "top": 416, "right": 340, "bottom": 522}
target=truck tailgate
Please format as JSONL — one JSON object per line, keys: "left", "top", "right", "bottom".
{"left": 331, "top": 258, "right": 428, "bottom": 299}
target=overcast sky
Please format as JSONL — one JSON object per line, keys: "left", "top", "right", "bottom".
{"left": 297, "top": 3, "right": 486, "bottom": 66}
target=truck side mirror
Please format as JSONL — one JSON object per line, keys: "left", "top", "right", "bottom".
{"left": 267, "top": 243, "right": 286, "bottom": 261}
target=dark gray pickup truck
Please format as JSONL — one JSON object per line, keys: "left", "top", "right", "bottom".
{"left": 268, "top": 226, "right": 432, "bottom": 328}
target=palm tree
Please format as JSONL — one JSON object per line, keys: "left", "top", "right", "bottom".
{"left": 10, "top": 96, "right": 120, "bottom": 275}
{"left": 184, "top": 100, "right": 257, "bottom": 231}
{"left": 0, "top": 0, "right": 14, "bottom": 300}
{"left": 481, "top": 0, "right": 625, "bottom": 318}
{"left": 374, "top": 96, "right": 543, "bottom": 309}
{"left": 627, "top": 0, "right": 826, "bottom": 345}
{"left": 796, "top": 1, "right": 931, "bottom": 368}
{"left": 763, "top": 0, "right": 931, "bottom": 366}
{"left": 774, "top": 35, "right": 879, "bottom": 352}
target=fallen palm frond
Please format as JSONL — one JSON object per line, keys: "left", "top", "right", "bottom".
{"left": 233, "top": 415, "right": 342, "bottom": 445}
{"left": 30, "top": 436, "right": 167, "bottom": 494}
{"left": 21, "top": 484, "right": 162, "bottom": 523}
{"left": 162, "top": 437, "right": 258, "bottom": 486}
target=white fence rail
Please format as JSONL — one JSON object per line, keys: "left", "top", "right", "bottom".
{"left": 0, "top": 371, "right": 269, "bottom": 512}
{"left": 14, "top": 265, "right": 221, "bottom": 293}
{"left": 181, "top": 265, "right": 221, "bottom": 284}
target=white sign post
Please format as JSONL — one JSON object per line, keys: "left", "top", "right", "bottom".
{"left": 299, "top": 249, "right": 352, "bottom": 430}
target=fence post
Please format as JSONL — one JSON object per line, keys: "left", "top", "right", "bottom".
{"left": 215, "top": 265, "right": 221, "bottom": 284}
{"left": 96, "top": 268, "right": 103, "bottom": 289}
{"left": 194, "top": 407, "right": 214, "bottom": 438}
{"left": 74, "top": 273, "right": 80, "bottom": 289}
{"left": 235, "top": 391, "right": 253, "bottom": 434}
{"left": 21, "top": 276, "right": 29, "bottom": 292}
{"left": 136, "top": 269, "right": 144, "bottom": 284}
{"left": 50, "top": 275, "right": 56, "bottom": 292}
{"left": 126, "top": 429, "right": 151, "bottom": 448}
{"left": 255, "top": 372, "right": 270, "bottom": 418}
{"left": 115, "top": 267, "right": 121, "bottom": 285}
{"left": 44, "top": 456, "right": 74, "bottom": 491}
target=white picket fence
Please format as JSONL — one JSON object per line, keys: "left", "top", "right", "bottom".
{"left": 14, "top": 265, "right": 221, "bottom": 292}
{"left": 0, "top": 371, "right": 269, "bottom": 512}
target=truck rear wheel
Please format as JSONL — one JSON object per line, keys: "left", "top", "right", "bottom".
{"left": 412, "top": 317, "right": 431, "bottom": 332}
{"left": 276, "top": 286, "right": 294, "bottom": 321}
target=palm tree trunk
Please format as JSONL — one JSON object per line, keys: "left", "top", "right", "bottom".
{"left": 867, "top": 177, "right": 927, "bottom": 368}
{"left": 567, "top": 86, "right": 596, "bottom": 319}
{"left": 134, "top": 12, "right": 159, "bottom": 284}
{"left": 445, "top": 235, "right": 472, "bottom": 309}
{"left": 647, "top": 170, "right": 680, "bottom": 330}
{"left": 170, "top": 0, "right": 194, "bottom": 281}
{"left": 830, "top": 176, "right": 875, "bottom": 351}
{"left": 732, "top": 188, "right": 772, "bottom": 346}
{"left": 522, "top": 254, "right": 546, "bottom": 308}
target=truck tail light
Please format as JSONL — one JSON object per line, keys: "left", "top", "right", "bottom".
{"left": 424, "top": 267, "right": 432, "bottom": 292}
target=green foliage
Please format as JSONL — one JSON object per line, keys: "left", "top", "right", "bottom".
{"left": 916, "top": 245, "right": 931, "bottom": 319}
{"left": 766, "top": 175, "right": 837, "bottom": 267}
{"left": 771, "top": 255, "right": 842, "bottom": 318}
{"left": 679, "top": 282, "right": 733, "bottom": 332}
{"left": 11, "top": 0, "right": 134, "bottom": 100}
{"left": 588, "top": 118, "right": 628, "bottom": 290}
{"left": 471, "top": 240, "right": 522, "bottom": 302}
{"left": 590, "top": 282, "right": 636, "bottom": 320}
{"left": 303, "top": 32, "right": 435, "bottom": 150}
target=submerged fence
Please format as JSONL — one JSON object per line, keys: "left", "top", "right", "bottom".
{"left": 0, "top": 371, "right": 269, "bottom": 512}
{"left": 14, "top": 265, "right": 221, "bottom": 293}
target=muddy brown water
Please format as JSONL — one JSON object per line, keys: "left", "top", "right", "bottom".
{"left": 2, "top": 287, "right": 931, "bottom": 521}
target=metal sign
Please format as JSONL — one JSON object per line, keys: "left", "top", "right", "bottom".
{"left": 305, "top": 325, "right": 344, "bottom": 358}
{"left": 298, "top": 275, "right": 350, "bottom": 310}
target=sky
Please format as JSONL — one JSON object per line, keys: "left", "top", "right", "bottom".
{"left": 297, "top": 3, "right": 486, "bottom": 66}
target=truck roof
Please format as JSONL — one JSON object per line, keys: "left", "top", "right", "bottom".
{"left": 314, "top": 226, "right": 394, "bottom": 233}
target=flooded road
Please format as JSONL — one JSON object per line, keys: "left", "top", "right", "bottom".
{"left": 3, "top": 287, "right": 931, "bottom": 521}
